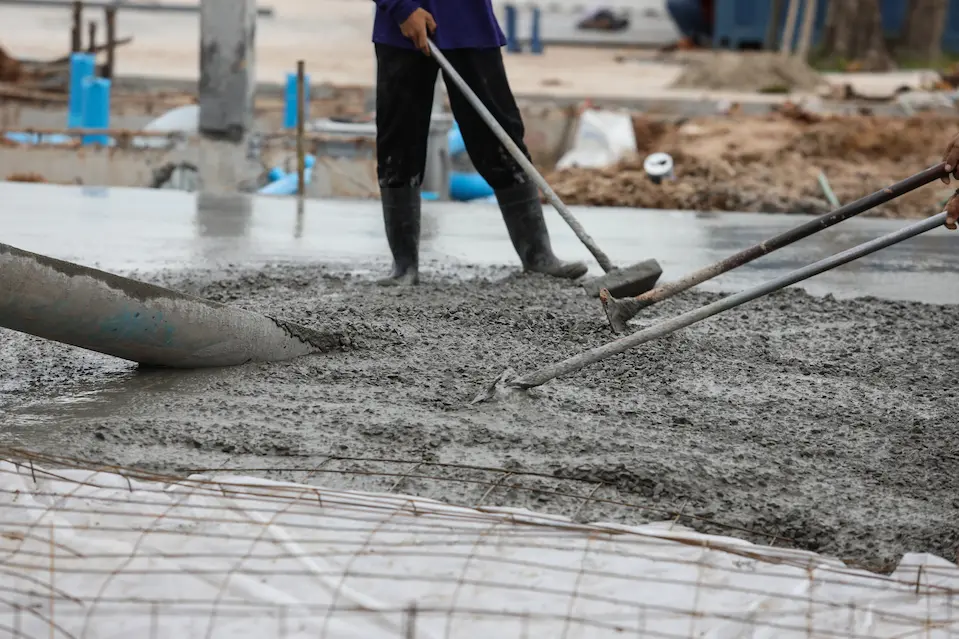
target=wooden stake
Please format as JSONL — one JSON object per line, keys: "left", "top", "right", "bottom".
{"left": 780, "top": 0, "right": 800, "bottom": 55}
{"left": 296, "top": 59, "right": 306, "bottom": 198}
{"left": 795, "top": 0, "right": 818, "bottom": 60}
{"left": 104, "top": 6, "right": 117, "bottom": 79}
{"left": 71, "top": 1, "right": 83, "bottom": 52}
{"left": 87, "top": 20, "right": 97, "bottom": 54}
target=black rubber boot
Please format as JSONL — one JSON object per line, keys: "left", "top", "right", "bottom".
{"left": 495, "top": 182, "right": 589, "bottom": 280}
{"left": 378, "top": 186, "right": 421, "bottom": 286}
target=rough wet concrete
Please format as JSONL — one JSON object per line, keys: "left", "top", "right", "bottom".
{"left": 1, "top": 184, "right": 959, "bottom": 573}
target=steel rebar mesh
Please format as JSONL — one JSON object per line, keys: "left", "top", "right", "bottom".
{"left": 1, "top": 447, "right": 957, "bottom": 639}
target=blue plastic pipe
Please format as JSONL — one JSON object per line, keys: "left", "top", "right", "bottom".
{"left": 283, "top": 72, "right": 311, "bottom": 129}
{"left": 258, "top": 155, "right": 317, "bottom": 195}
{"left": 4, "top": 132, "right": 74, "bottom": 146}
{"left": 67, "top": 53, "right": 95, "bottom": 129}
{"left": 450, "top": 171, "right": 494, "bottom": 201}
{"left": 447, "top": 122, "right": 466, "bottom": 157}
{"left": 81, "top": 77, "right": 111, "bottom": 146}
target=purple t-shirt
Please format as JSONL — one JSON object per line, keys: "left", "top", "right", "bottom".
{"left": 372, "top": 0, "right": 507, "bottom": 50}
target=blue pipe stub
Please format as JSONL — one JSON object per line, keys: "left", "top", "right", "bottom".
{"left": 448, "top": 122, "right": 466, "bottom": 157}
{"left": 450, "top": 171, "right": 494, "bottom": 201}
{"left": 67, "top": 53, "right": 95, "bottom": 129}
{"left": 257, "top": 155, "right": 317, "bottom": 195}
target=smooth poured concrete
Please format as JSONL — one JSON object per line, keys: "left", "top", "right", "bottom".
{"left": 1, "top": 181, "right": 957, "bottom": 305}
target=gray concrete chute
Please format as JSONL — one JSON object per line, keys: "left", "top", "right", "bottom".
{"left": 0, "top": 242, "right": 345, "bottom": 368}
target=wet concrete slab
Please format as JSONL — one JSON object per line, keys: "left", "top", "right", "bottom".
{"left": 2, "top": 181, "right": 956, "bottom": 304}
{"left": 3, "top": 182, "right": 959, "bottom": 570}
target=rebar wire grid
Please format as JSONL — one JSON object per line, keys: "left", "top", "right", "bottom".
{"left": 1, "top": 448, "right": 957, "bottom": 639}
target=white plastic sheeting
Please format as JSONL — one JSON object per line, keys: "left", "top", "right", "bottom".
{"left": 134, "top": 104, "right": 200, "bottom": 149}
{"left": 1, "top": 460, "right": 957, "bottom": 639}
{"left": 556, "top": 108, "right": 638, "bottom": 170}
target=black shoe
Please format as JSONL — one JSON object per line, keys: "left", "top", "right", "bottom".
{"left": 495, "top": 182, "right": 588, "bottom": 280}
{"left": 378, "top": 186, "right": 420, "bottom": 286}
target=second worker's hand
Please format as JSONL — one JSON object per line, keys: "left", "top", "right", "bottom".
{"left": 400, "top": 8, "right": 437, "bottom": 56}
{"left": 946, "top": 191, "right": 959, "bottom": 231}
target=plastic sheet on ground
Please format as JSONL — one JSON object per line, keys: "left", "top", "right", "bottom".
{"left": 556, "top": 108, "right": 637, "bottom": 171}
{"left": 1, "top": 459, "right": 957, "bottom": 638}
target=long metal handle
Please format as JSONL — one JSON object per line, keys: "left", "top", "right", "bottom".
{"left": 606, "top": 163, "right": 948, "bottom": 327}
{"left": 427, "top": 39, "right": 615, "bottom": 273}
{"left": 512, "top": 212, "right": 949, "bottom": 389}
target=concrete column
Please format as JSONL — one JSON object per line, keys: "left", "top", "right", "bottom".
{"left": 199, "top": 0, "right": 256, "bottom": 142}
{"left": 0, "top": 243, "right": 347, "bottom": 369}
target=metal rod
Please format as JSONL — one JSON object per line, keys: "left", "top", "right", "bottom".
{"left": 104, "top": 6, "right": 116, "bottom": 80}
{"left": 602, "top": 163, "right": 946, "bottom": 332}
{"left": 817, "top": 170, "right": 840, "bottom": 208}
{"left": 427, "top": 38, "right": 615, "bottom": 273}
{"left": 296, "top": 59, "right": 306, "bottom": 198}
{"left": 510, "top": 212, "right": 949, "bottom": 390}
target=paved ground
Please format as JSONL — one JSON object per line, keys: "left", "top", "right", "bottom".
{"left": 3, "top": 183, "right": 957, "bottom": 304}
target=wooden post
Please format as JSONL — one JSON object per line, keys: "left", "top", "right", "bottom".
{"left": 104, "top": 6, "right": 117, "bottom": 79}
{"left": 795, "top": 0, "right": 818, "bottom": 60}
{"left": 779, "top": 0, "right": 800, "bottom": 55}
{"left": 87, "top": 20, "right": 97, "bottom": 54}
{"left": 296, "top": 59, "right": 306, "bottom": 198}
{"left": 71, "top": 1, "right": 83, "bottom": 53}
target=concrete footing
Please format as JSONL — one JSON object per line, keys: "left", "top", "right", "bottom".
{"left": 0, "top": 242, "right": 345, "bottom": 368}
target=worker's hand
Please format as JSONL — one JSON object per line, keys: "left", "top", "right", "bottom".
{"left": 400, "top": 8, "right": 437, "bottom": 56}
{"left": 941, "top": 132, "right": 959, "bottom": 185}
{"left": 946, "top": 191, "right": 959, "bottom": 230}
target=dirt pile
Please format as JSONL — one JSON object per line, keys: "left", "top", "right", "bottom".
{"left": 547, "top": 111, "right": 956, "bottom": 217}
{"left": 2, "top": 264, "right": 958, "bottom": 572}
{"left": 670, "top": 51, "right": 827, "bottom": 93}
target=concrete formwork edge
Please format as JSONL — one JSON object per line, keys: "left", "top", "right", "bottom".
{"left": 0, "top": 242, "right": 346, "bottom": 368}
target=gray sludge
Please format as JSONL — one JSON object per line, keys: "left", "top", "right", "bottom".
{"left": 1, "top": 261, "right": 957, "bottom": 573}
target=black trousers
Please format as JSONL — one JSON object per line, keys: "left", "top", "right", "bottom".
{"left": 375, "top": 44, "right": 531, "bottom": 191}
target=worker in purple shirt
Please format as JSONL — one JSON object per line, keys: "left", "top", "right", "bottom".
{"left": 371, "top": 0, "right": 588, "bottom": 286}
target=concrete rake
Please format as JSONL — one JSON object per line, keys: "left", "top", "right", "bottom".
{"left": 600, "top": 163, "right": 948, "bottom": 333}
{"left": 428, "top": 39, "right": 663, "bottom": 299}
{"left": 473, "top": 210, "right": 952, "bottom": 403}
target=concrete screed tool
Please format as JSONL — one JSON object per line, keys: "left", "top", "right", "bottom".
{"left": 473, "top": 210, "right": 953, "bottom": 403}
{"left": 427, "top": 39, "right": 662, "bottom": 298}
{"left": 601, "top": 163, "right": 948, "bottom": 333}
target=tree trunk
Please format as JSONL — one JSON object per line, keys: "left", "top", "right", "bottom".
{"left": 900, "top": 0, "right": 948, "bottom": 62}
{"left": 820, "top": 0, "right": 893, "bottom": 71}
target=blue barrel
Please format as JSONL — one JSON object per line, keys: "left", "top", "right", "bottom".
{"left": 81, "top": 78, "right": 111, "bottom": 147}
{"left": 67, "top": 53, "right": 95, "bottom": 129}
